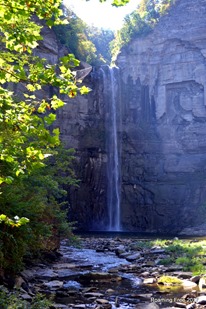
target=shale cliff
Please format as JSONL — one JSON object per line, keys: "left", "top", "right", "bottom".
{"left": 54, "top": 0, "right": 206, "bottom": 234}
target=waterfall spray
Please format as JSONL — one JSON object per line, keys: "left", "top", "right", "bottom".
{"left": 101, "top": 66, "right": 121, "bottom": 231}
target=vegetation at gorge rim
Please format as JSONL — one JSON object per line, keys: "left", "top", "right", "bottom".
{"left": 54, "top": 0, "right": 176, "bottom": 66}
{"left": 0, "top": 0, "right": 178, "bottom": 280}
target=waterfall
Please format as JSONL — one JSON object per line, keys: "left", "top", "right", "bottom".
{"left": 101, "top": 66, "right": 121, "bottom": 231}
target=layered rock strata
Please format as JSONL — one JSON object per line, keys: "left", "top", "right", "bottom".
{"left": 55, "top": 0, "right": 206, "bottom": 233}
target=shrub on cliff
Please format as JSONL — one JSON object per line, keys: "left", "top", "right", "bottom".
{"left": 54, "top": 5, "right": 114, "bottom": 65}
{"left": 110, "top": 0, "right": 176, "bottom": 61}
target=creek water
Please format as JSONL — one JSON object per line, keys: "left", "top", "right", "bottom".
{"left": 55, "top": 243, "right": 144, "bottom": 308}
{"left": 53, "top": 233, "right": 201, "bottom": 308}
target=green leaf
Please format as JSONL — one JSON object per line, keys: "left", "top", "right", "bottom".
{"left": 38, "top": 153, "right": 44, "bottom": 160}
{"left": 18, "top": 217, "right": 30, "bottom": 225}
{"left": 27, "top": 84, "right": 36, "bottom": 92}
{"left": 5, "top": 177, "right": 13, "bottom": 184}
{"left": 44, "top": 113, "right": 56, "bottom": 125}
{"left": 51, "top": 96, "right": 64, "bottom": 109}
{"left": 80, "top": 85, "right": 91, "bottom": 95}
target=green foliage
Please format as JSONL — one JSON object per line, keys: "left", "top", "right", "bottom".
{"left": 99, "top": 0, "right": 130, "bottom": 6}
{"left": 149, "top": 239, "right": 206, "bottom": 275}
{"left": 132, "top": 240, "right": 153, "bottom": 249}
{"left": 54, "top": 6, "right": 114, "bottom": 65}
{"left": 0, "top": 288, "right": 53, "bottom": 309}
{"left": 0, "top": 0, "right": 86, "bottom": 274}
{"left": 0, "top": 146, "right": 78, "bottom": 273}
{"left": 0, "top": 215, "right": 29, "bottom": 227}
{"left": 110, "top": 0, "right": 176, "bottom": 61}
{"left": 173, "top": 242, "right": 206, "bottom": 275}
{"left": 157, "top": 257, "right": 174, "bottom": 265}
{"left": 0, "top": 0, "right": 89, "bottom": 186}
{"left": 86, "top": 26, "right": 114, "bottom": 65}
{"left": 133, "top": 238, "right": 206, "bottom": 275}
{"left": 175, "top": 256, "right": 205, "bottom": 275}
{"left": 110, "top": 10, "right": 151, "bottom": 61}
{"left": 158, "top": 275, "right": 182, "bottom": 285}
{"left": 190, "top": 263, "right": 206, "bottom": 275}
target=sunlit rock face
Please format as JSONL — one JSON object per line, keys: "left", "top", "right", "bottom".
{"left": 116, "top": 0, "right": 206, "bottom": 233}
{"left": 56, "top": 0, "right": 206, "bottom": 233}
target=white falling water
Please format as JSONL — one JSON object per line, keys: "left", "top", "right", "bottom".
{"left": 101, "top": 66, "right": 121, "bottom": 231}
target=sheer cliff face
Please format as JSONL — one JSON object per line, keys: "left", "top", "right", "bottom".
{"left": 116, "top": 0, "right": 206, "bottom": 233}
{"left": 56, "top": 0, "right": 206, "bottom": 233}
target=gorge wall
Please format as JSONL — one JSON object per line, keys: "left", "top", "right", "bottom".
{"left": 54, "top": 0, "right": 206, "bottom": 234}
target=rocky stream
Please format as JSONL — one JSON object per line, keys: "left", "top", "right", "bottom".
{"left": 10, "top": 235, "right": 206, "bottom": 309}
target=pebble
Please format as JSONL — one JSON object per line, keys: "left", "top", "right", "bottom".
{"left": 143, "top": 278, "right": 156, "bottom": 284}
{"left": 195, "top": 295, "right": 206, "bottom": 304}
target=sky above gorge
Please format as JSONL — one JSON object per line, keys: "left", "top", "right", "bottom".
{"left": 63, "top": 0, "right": 140, "bottom": 30}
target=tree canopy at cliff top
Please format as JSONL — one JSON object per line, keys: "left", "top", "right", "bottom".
{"left": 110, "top": 0, "right": 175, "bottom": 61}
{"left": 99, "top": 0, "right": 130, "bottom": 6}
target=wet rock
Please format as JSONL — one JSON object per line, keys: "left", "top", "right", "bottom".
{"left": 186, "top": 304, "right": 195, "bottom": 309}
{"left": 126, "top": 252, "right": 141, "bottom": 261}
{"left": 21, "top": 293, "right": 32, "bottom": 301}
{"left": 198, "top": 277, "right": 206, "bottom": 289}
{"left": 195, "top": 295, "right": 206, "bottom": 304}
{"left": 115, "top": 245, "right": 126, "bottom": 256}
{"left": 108, "top": 267, "right": 119, "bottom": 273}
{"left": 56, "top": 270, "right": 83, "bottom": 280}
{"left": 174, "top": 302, "right": 186, "bottom": 308}
{"left": 63, "top": 280, "right": 81, "bottom": 290}
{"left": 181, "top": 293, "right": 196, "bottom": 303}
{"left": 14, "top": 276, "right": 26, "bottom": 289}
{"left": 151, "top": 271, "right": 160, "bottom": 277}
{"left": 141, "top": 271, "right": 150, "bottom": 277}
{"left": 35, "top": 269, "right": 57, "bottom": 280}
{"left": 95, "top": 299, "right": 112, "bottom": 309}
{"left": 105, "top": 289, "right": 114, "bottom": 294}
{"left": 190, "top": 275, "right": 201, "bottom": 283}
{"left": 56, "top": 290, "right": 71, "bottom": 297}
{"left": 96, "top": 298, "right": 110, "bottom": 304}
{"left": 135, "top": 302, "right": 160, "bottom": 308}
{"left": 142, "top": 261, "right": 156, "bottom": 267}
{"left": 20, "top": 269, "right": 35, "bottom": 280}
{"left": 120, "top": 263, "right": 141, "bottom": 273}
{"left": 182, "top": 280, "right": 197, "bottom": 289}
{"left": 131, "top": 293, "right": 153, "bottom": 301}
{"left": 84, "top": 292, "right": 104, "bottom": 298}
{"left": 41, "top": 250, "right": 61, "bottom": 262}
{"left": 143, "top": 278, "right": 156, "bottom": 284}
{"left": 53, "top": 263, "right": 77, "bottom": 269}
{"left": 14, "top": 277, "right": 30, "bottom": 294}
{"left": 82, "top": 287, "right": 97, "bottom": 293}
{"left": 158, "top": 307, "right": 175, "bottom": 309}
{"left": 173, "top": 272, "right": 193, "bottom": 279}
{"left": 79, "top": 272, "right": 122, "bottom": 283}
{"left": 165, "top": 266, "right": 183, "bottom": 272}
{"left": 44, "top": 280, "right": 64, "bottom": 289}
{"left": 150, "top": 249, "right": 166, "bottom": 254}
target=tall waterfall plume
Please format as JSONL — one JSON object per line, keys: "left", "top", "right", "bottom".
{"left": 101, "top": 66, "right": 122, "bottom": 231}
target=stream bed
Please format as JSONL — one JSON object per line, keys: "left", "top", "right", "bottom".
{"left": 20, "top": 235, "right": 206, "bottom": 309}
